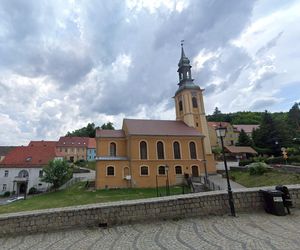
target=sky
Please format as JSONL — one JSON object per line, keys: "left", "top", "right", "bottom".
{"left": 0, "top": 0, "right": 300, "bottom": 145}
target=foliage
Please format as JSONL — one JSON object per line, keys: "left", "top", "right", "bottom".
{"left": 286, "top": 147, "right": 300, "bottom": 156}
{"left": 248, "top": 162, "right": 268, "bottom": 175}
{"left": 236, "top": 129, "right": 253, "bottom": 146}
{"left": 28, "top": 187, "right": 37, "bottom": 195}
{"left": 288, "top": 102, "right": 300, "bottom": 132}
{"left": 3, "top": 191, "right": 10, "bottom": 197}
{"left": 66, "top": 122, "right": 115, "bottom": 137}
{"left": 74, "top": 160, "right": 87, "bottom": 168}
{"left": 42, "top": 160, "right": 72, "bottom": 189}
{"left": 212, "top": 146, "right": 222, "bottom": 155}
{"left": 100, "top": 122, "right": 115, "bottom": 130}
{"left": 239, "top": 159, "right": 253, "bottom": 166}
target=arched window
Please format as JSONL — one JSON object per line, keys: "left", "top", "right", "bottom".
{"left": 157, "top": 141, "right": 164, "bottom": 159}
{"left": 18, "top": 170, "right": 29, "bottom": 178}
{"left": 179, "top": 100, "right": 183, "bottom": 111}
{"left": 110, "top": 142, "right": 116, "bottom": 157}
{"left": 140, "top": 141, "right": 147, "bottom": 159}
{"left": 140, "top": 166, "right": 149, "bottom": 176}
{"left": 175, "top": 166, "right": 182, "bottom": 175}
{"left": 158, "top": 166, "right": 166, "bottom": 175}
{"left": 189, "top": 142, "right": 197, "bottom": 159}
{"left": 173, "top": 141, "right": 181, "bottom": 159}
{"left": 192, "top": 97, "right": 198, "bottom": 108}
{"left": 107, "top": 166, "right": 115, "bottom": 176}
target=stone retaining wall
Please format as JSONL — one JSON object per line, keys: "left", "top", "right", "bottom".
{"left": 0, "top": 185, "right": 299, "bottom": 236}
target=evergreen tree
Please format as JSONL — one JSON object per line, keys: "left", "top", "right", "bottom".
{"left": 288, "top": 102, "right": 300, "bottom": 132}
{"left": 100, "top": 122, "right": 115, "bottom": 130}
{"left": 237, "top": 129, "right": 252, "bottom": 146}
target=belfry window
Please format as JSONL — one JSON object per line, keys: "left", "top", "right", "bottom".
{"left": 179, "top": 100, "right": 183, "bottom": 111}
{"left": 192, "top": 97, "right": 198, "bottom": 108}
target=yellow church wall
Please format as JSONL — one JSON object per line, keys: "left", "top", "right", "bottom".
{"left": 96, "top": 138, "right": 127, "bottom": 157}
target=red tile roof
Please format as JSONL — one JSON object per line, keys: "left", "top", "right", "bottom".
{"left": 57, "top": 136, "right": 90, "bottom": 147}
{"left": 0, "top": 143, "right": 57, "bottom": 168}
{"left": 233, "top": 125, "right": 259, "bottom": 133}
{"left": 88, "top": 138, "right": 96, "bottom": 148}
{"left": 225, "top": 146, "right": 257, "bottom": 154}
{"left": 96, "top": 129, "right": 125, "bottom": 138}
{"left": 207, "top": 122, "right": 231, "bottom": 128}
{"left": 123, "top": 119, "right": 203, "bottom": 136}
{"left": 28, "top": 141, "right": 57, "bottom": 147}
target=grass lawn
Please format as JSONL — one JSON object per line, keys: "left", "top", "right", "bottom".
{"left": 85, "top": 161, "right": 96, "bottom": 170}
{"left": 0, "top": 182, "right": 189, "bottom": 215}
{"left": 230, "top": 170, "right": 300, "bottom": 188}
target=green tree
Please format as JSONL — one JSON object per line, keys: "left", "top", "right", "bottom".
{"left": 213, "top": 107, "right": 222, "bottom": 115}
{"left": 236, "top": 129, "right": 253, "bottom": 146}
{"left": 66, "top": 123, "right": 98, "bottom": 137}
{"left": 42, "top": 159, "right": 72, "bottom": 189}
{"left": 288, "top": 102, "right": 300, "bottom": 132}
{"left": 101, "top": 122, "right": 115, "bottom": 130}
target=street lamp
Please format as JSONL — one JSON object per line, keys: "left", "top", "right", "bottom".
{"left": 216, "top": 123, "right": 236, "bottom": 217}
{"left": 165, "top": 165, "right": 170, "bottom": 196}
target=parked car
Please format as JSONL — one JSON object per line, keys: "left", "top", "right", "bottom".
{"left": 6, "top": 196, "right": 24, "bottom": 203}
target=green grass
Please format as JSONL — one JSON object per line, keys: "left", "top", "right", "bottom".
{"left": 85, "top": 161, "right": 96, "bottom": 170}
{"left": 230, "top": 170, "right": 300, "bottom": 188}
{"left": 0, "top": 182, "right": 189, "bottom": 215}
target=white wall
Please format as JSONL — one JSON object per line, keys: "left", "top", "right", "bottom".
{"left": 0, "top": 168, "right": 49, "bottom": 195}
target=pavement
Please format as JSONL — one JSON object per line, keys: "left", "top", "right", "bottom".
{"left": 208, "top": 174, "right": 245, "bottom": 190}
{"left": 1, "top": 209, "right": 300, "bottom": 249}
{"left": 73, "top": 167, "right": 96, "bottom": 181}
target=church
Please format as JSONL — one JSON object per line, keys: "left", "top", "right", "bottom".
{"left": 95, "top": 45, "right": 216, "bottom": 189}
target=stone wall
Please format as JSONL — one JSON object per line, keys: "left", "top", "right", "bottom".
{"left": 0, "top": 185, "right": 299, "bottom": 236}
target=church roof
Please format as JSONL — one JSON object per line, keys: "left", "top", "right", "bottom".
{"left": 96, "top": 129, "right": 125, "bottom": 138}
{"left": 123, "top": 119, "right": 203, "bottom": 136}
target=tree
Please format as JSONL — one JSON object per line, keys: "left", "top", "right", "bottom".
{"left": 288, "top": 102, "right": 300, "bottom": 132}
{"left": 101, "top": 122, "right": 115, "bottom": 130}
{"left": 213, "top": 107, "right": 222, "bottom": 115}
{"left": 236, "top": 129, "right": 253, "bottom": 146}
{"left": 42, "top": 159, "right": 72, "bottom": 189}
{"left": 66, "top": 123, "right": 98, "bottom": 137}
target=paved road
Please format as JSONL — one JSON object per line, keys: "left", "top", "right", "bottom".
{"left": 208, "top": 174, "right": 245, "bottom": 190}
{"left": 1, "top": 209, "right": 300, "bottom": 249}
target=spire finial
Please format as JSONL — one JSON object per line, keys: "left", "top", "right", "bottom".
{"left": 181, "top": 40, "right": 184, "bottom": 47}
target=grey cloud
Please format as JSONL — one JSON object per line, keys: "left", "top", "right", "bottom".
{"left": 250, "top": 98, "right": 278, "bottom": 110}
{"left": 256, "top": 31, "right": 284, "bottom": 56}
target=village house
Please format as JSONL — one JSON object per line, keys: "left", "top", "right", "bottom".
{"left": 56, "top": 136, "right": 90, "bottom": 162}
{"left": 87, "top": 138, "right": 96, "bottom": 161}
{"left": 233, "top": 124, "right": 259, "bottom": 138}
{"left": 95, "top": 46, "right": 216, "bottom": 189}
{"left": 0, "top": 141, "right": 59, "bottom": 195}
{"left": 0, "top": 146, "right": 15, "bottom": 163}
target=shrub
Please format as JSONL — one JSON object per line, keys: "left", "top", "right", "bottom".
{"left": 253, "top": 156, "right": 267, "bottom": 163}
{"left": 265, "top": 157, "right": 285, "bottom": 164}
{"left": 239, "top": 159, "right": 253, "bottom": 166}
{"left": 28, "top": 187, "right": 37, "bottom": 195}
{"left": 3, "top": 191, "right": 10, "bottom": 197}
{"left": 248, "top": 162, "right": 268, "bottom": 175}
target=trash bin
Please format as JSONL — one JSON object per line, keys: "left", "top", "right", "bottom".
{"left": 275, "top": 185, "right": 293, "bottom": 214}
{"left": 260, "top": 189, "right": 286, "bottom": 216}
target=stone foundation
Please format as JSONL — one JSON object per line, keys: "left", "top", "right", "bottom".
{"left": 0, "top": 185, "right": 299, "bottom": 236}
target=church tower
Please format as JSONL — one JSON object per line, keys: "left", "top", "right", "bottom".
{"left": 174, "top": 44, "right": 212, "bottom": 155}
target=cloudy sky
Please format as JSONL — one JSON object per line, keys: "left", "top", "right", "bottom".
{"left": 0, "top": 0, "right": 299, "bottom": 145}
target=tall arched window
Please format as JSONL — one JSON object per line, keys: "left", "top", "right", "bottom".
{"left": 110, "top": 142, "right": 116, "bottom": 156}
{"left": 189, "top": 141, "right": 197, "bottom": 159}
{"left": 173, "top": 141, "right": 181, "bottom": 159}
{"left": 179, "top": 100, "right": 183, "bottom": 111}
{"left": 192, "top": 97, "right": 198, "bottom": 108}
{"left": 140, "top": 141, "right": 147, "bottom": 159}
{"left": 157, "top": 141, "right": 164, "bottom": 159}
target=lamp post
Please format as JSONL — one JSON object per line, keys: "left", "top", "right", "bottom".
{"left": 165, "top": 165, "right": 170, "bottom": 196}
{"left": 216, "top": 123, "right": 236, "bottom": 217}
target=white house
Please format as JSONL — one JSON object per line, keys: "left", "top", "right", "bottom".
{"left": 0, "top": 141, "right": 59, "bottom": 195}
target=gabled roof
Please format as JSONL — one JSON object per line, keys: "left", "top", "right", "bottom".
{"left": 96, "top": 129, "right": 125, "bottom": 138}
{"left": 57, "top": 136, "right": 90, "bottom": 147}
{"left": 28, "top": 141, "right": 57, "bottom": 147}
{"left": 123, "top": 119, "right": 203, "bottom": 136}
{"left": 207, "top": 122, "right": 231, "bottom": 128}
{"left": 225, "top": 146, "right": 257, "bottom": 154}
{"left": 87, "top": 138, "right": 96, "bottom": 148}
{"left": 233, "top": 125, "right": 260, "bottom": 133}
{"left": 0, "top": 144, "right": 57, "bottom": 168}
{"left": 0, "top": 146, "right": 16, "bottom": 156}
